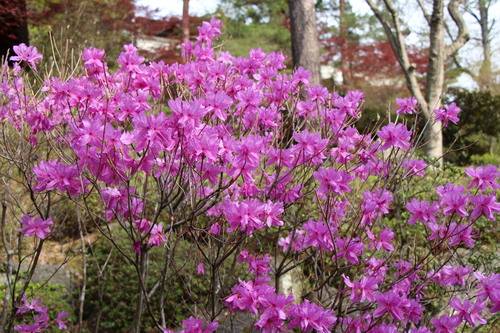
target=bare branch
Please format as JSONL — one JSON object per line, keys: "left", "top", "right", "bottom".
{"left": 466, "top": 7, "right": 482, "bottom": 24}
{"left": 417, "top": 0, "right": 431, "bottom": 24}
{"left": 366, "top": 0, "right": 428, "bottom": 111}
{"left": 445, "top": 0, "right": 470, "bottom": 59}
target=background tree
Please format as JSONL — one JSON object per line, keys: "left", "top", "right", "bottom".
{"left": 366, "top": 0, "right": 469, "bottom": 164}
{"left": 219, "top": 0, "right": 287, "bottom": 24}
{"left": 458, "top": 0, "right": 499, "bottom": 92}
{"left": 288, "top": 0, "right": 321, "bottom": 85}
{"left": 0, "top": 0, "right": 29, "bottom": 65}
{"left": 318, "top": 0, "right": 428, "bottom": 131}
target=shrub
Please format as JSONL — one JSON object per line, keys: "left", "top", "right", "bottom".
{"left": 444, "top": 88, "right": 500, "bottom": 166}
{"left": 0, "top": 18, "right": 498, "bottom": 333}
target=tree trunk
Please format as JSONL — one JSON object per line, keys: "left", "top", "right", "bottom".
{"left": 182, "top": 0, "right": 190, "bottom": 42}
{"left": 288, "top": 0, "right": 321, "bottom": 86}
{"left": 478, "top": 0, "right": 492, "bottom": 90}
{"left": 339, "top": 0, "right": 350, "bottom": 87}
{"left": 424, "top": 0, "right": 445, "bottom": 160}
{"left": 366, "top": 0, "right": 469, "bottom": 165}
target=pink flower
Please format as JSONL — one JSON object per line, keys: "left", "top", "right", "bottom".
{"left": 450, "top": 296, "right": 487, "bottom": 327}
{"left": 435, "top": 265, "right": 471, "bottom": 286}
{"left": 225, "top": 279, "right": 275, "bottom": 314}
{"left": 33, "top": 160, "right": 88, "bottom": 196}
{"left": 475, "top": 273, "right": 500, "bottom": 307}
{"left": 197, "top": 17, "right": 222, "bottom": 44}
{"left": 13, "top": 324, "right": 41, "bottom": 333}
{"left": 373, "top": 290, "right": 404, "bottom": 321}
{"left": 133, "top": 218, "right": 151, "bottom": 233}
{"left": 82, "top": 47, "right": 107, "bottom": 74}
{"left": 278, "top": 230, "right": 305, "bottom": 252}
{"left": 229, "top": 135, "right": 263, "bottom": 178}
{"left": 469, "top": 194, "right": 500, "bottom": 220}
{"left": 367, "top": 227, "right": 394, "bottom": 251}
{"left": 403, "top": 298, "right": 424, "bottom": 323}
{"left": 428, "top": 222, "right": 448, "bottom": 242}
{"left": 117, "top": 44, "right": 144, "bottom": 73}
{"left": 334, "top": 237, "right": 364, "bottom": 264}
{"left": 19, "top": 215, "right": 53, "bottom": 239}
{"left": 296, "top": 99, "right": 317, "bottom": 117}
{"left": 209, "top": 223, "right": 221, "bottom": 235}
{"left": 431, "top": 314, "right": 461, "bottom": 332}
{"left": 148, "top": 223, "right": 167, "bottom": 246}
{"left": 361, "top": 189, "right": 393, "bottom": 226}
{"left": 406, "top": 199, "right": 438, "bottom": 225}
{"left": 377, "top": 123, "right": 412, "bottom": 150}
{"left": 313, "top": 168, "right": 354, "bottom": 197}
{"left": 441, "top": 192, "right": 469, "bottom": 217}
{"left": 180, "top": 316, "right": 218, "bottom": 333}
{"left": 342, "top": 274, "right": 378, "bottom": 302}
{"left": 288, "top": 299, "right": 337, "bottom": 333}
{"left": 222, "top": 199, "right": 265, "bottom": 236}
{"left": 307, "top": 85, "right": 329, "bottom": 103}
{"left": 402, "top": 158, "right": 427, "bottom": 176}
{"left": 334, "top": 94, "right": 361, "bottom": 119}
{"left": 16, "top": 295, "right": 43, "bottom": 315}
{"left": 370, "top": 323, "right": 398, "bottom": 333}
{"left": 396, "top": 97, "right": 418, "bottom": 114}
{"left": 448, "top": 223, "right": 476, "bottom": 248}
{"left": 197, "top": 262, "right": 205, "bottom": 275}
{"left": 365, "top": 258, "right": 387, "bottom": 280}
{"left": 262, "top": 201, "right": 284, "bottom": 227}
{"left": 204, "top": 90, "right": 232, "bottom": 121}
{"left": 128, "top": 112, "right": 173, "bottom": 153}
{"left": 10, "top": 43, "right": 43, "bottom": 72}
{"left": 303, "top": 220, "right": 335, "bottom": 251}
{"left": 55, "top": 311, "right": 68, "bottom": 330}
{"left": 291, "top": 130, "right": 328, "bottom": 165}
{"left": 434, "top": 103, "right": 460, "bottom": 127}
{"left": 339, "top": 313, "right": 373, "bottom": 332}
{"left": 236, "top": 88, "right": 262, "bottom": 110}
{"left": 465, "top": 165, "right": 500, "bottom": 191}
{"left": 292, "top": 66, "right": 312, "bottom": 85}
{"left": 254, "top": 293, "right": 294, "bottom": 332}
{"left": 393, "top": 260, "right": 412, "bottom": 277}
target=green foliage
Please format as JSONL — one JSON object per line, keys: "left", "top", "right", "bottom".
{"left": 216, "top": 0, "right": 290, "bottom": 59}
{"left": 27, "top": 0, "right": 137, "bottom": 71}
{"left": 83, "top": 229, "right": 211, "bottom": 332}
{"left": 470, "top": 153, "right": 500, "bottom": 167}
{"left": 444, "top": 88, "right": 500, "bottom": 166}
{"left": 219, "top": 21, "right": 291, "bottom": 59}
{"left": 216, "top": 10, "right": 290, "bottom": 61}
{"left": 219, "top": 0, "right": 287, "bottom": 24}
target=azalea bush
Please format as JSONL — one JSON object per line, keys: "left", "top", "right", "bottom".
{"left": 0, "top": 18, "right": 499, "bottom": 333}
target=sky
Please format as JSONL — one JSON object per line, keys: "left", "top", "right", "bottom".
{"left": 136, "top": 0, "right": 372, "bottom": 17}
{"left": 136, "top": 0, "right": 219, "bottom": 17}
{"left": 136, "top": 0, "right": 499, "bottom": 90}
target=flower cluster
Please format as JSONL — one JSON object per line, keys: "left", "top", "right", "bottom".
{"left": 14, "top": 295, "right": 67, "bottom": 332}
{"left": 226, "top": 252, "right": 336, "bottom": 332}
{"left": 2, "top": 17, "right": 499, "bottom": 332}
